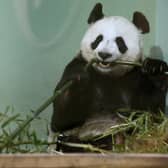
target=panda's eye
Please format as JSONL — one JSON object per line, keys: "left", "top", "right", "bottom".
{"left": 91, "top": 34, "right": 103, "bottom": 50}
{"left": 115, "top": 36, "right": 128, "bottom": 54}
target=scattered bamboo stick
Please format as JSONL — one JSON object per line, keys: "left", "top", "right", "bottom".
{"left": 60, "top": 142, "right": 111, "bottom": 154}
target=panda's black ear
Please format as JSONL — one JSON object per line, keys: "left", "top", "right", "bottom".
{"left": 132, "top": 11, "right": 150, "bottom": 34}
{"left": 88, "top": 3, "right": 104, "bottom": 24}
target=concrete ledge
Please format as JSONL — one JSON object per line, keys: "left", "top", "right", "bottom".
{"left": 0, "top": 153, "right": 168, "bottom": 168}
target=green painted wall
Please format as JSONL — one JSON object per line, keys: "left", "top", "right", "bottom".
{"left": 155, "top": 0, "right": 168, "bottom": 113}
{"left": 156, "top": 0, "right": 168, "bottom": 60}
{"left": 0, "top": 0, "right": 156, "bottom": 136}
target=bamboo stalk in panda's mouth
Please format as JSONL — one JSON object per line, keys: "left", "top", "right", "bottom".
{"left": 111, "top": 60, "right": 142, "bottom": 67}
{"left": 89, "top": 58, "right": 142, "bottom": 68}
{"left": 88, "top": 58, "right": 168, "bottom": 75}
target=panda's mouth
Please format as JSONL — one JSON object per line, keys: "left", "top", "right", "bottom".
{"left": 98, "top": 62, "right": 111, "bottom": 68}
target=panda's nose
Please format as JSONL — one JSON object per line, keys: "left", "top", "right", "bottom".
{"left": 98, "top": 52, "right": 112, "bottom": 60}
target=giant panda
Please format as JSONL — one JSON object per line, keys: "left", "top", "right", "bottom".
{"left": 50, "top": 3, "right": 168, "bottom": 151}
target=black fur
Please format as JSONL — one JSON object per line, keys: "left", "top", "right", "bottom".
{"left": 133, "top": 11, "right": 150, "bottom": 34}
{"left": 51, "top": 53, "right": 168, "bottom": 133}
{"left": 115, "top": 37, "right": 128, "bottom": 54}
{"left": 51, "top": 55, "right": 91, "bottom": 131}
{"left": 91, "top": 34, "right": 103, "bottom": 50}
{"left": 88, "top": 3, "right": 104, "bottom": 24}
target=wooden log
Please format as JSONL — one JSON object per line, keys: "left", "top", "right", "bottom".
{"left": 0, "top": 154, "right": 168, "bottom": 168}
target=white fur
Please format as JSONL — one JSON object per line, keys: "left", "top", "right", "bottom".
{"left": 81, "top": 16, "right": 143, "bottom": 75}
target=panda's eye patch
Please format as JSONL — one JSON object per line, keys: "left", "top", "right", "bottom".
{"left": 115, "top": 37, "right": 128, "bottom": 54}
{"left": 91, "top": 34, "right": 103, "bottom": 50}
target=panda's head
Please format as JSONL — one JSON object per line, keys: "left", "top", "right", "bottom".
{"left": 80, "top": 3, "right": 150, "bottom": 76}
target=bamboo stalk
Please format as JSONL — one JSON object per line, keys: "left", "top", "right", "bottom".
{"left": 113, "top": 60, "right": 142, "bottom": 67}
{"left": 61, "top": 142, "right": 111, "bottom": 154}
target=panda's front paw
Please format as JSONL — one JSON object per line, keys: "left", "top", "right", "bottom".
{"left": 58, "top": 70, "right": 90, "bottom": 92}
{"left": 73, "top": 71, "right": 90, "bottom": 85}
{"left": 142, "top": 58, "right": 168, "bottom": 75}
{"left": 65, "top": 71, "right": 90, "bottom": 91}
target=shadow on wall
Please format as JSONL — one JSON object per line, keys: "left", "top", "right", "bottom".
{"left": 148, "top": 46, "right": 164, "bottom": 60}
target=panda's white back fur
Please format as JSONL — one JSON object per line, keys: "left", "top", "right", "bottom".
{"left": 81, "top": 16, "right": 143, "bottom": 75}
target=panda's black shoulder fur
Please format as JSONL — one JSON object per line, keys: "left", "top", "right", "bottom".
{"left": 51, "top": 52, "right": 168, "bottom": 132}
